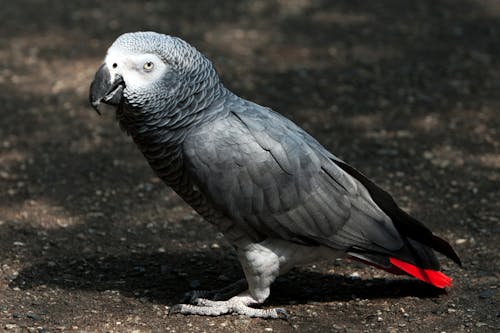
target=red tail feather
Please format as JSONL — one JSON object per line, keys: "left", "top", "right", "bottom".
{"left": 389, "top": 257, "right": 453, "bottom": 288}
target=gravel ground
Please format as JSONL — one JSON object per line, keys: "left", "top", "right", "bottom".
{"left": 0, "top": 0, "right": 498, "bottom": 332}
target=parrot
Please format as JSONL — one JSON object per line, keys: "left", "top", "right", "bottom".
{"left": 89, "top": 32, "right": 461, "bottom": 319}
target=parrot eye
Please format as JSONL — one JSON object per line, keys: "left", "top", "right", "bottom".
{"left": 143, "top": 61, "right": 154, "bottom": 72}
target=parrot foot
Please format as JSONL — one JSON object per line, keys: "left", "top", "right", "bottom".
{"left": 170, "top": 291, "right": 289, "bottom": 319}
{"left": 181, "top": 279, "right": 247, "bottom": 303}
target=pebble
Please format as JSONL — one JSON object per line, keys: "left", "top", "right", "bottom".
{"left": 143, "top": 183, "right": 154, "bottom": 192}
{"left": 478, "top": 289, "right": 495, "bottom": 299}
{"left": 4, "top": 324, "right": 18, "bottom": 330}
{"left": 27, "top": 313, "right": 41, "bottom": 320}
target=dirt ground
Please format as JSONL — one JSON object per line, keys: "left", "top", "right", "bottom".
{"left": 0, "top": 0, "right": 498, "bottom": 332}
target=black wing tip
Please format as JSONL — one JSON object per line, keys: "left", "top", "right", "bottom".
{"left": 431, "top": 234, "right": 462, "bottom": 267}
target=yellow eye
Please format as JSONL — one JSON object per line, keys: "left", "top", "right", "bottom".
{"left": 143, "top": 61, "right": 154, "bottom": 71}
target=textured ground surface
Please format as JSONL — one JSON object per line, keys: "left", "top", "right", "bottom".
{"left": 0, "top": 0, "right": 499, "bottom": 332}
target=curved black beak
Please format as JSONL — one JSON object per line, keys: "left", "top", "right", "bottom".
{"left": 89, "top": 64, "right": 125, "bottom": 114}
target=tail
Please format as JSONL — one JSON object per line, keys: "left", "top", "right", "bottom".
{"left": 333, "top": 159, "right": 461, "bottom": 288}
{"left": 349, "top": 249, "right": 453, "bottom": 288}
{"left": 389, "top": 257, "right": 452, "bottom": 288}
{"left": 349, "top": 235, "right": 456, "bottom": 288}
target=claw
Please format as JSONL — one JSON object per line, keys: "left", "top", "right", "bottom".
{"left": 169, "top": 304, "right": 183, "bottom": 315}
{"left": 180, "top": 291, "right": 199, "bottom": 304}
{"left": 275, "top": 308, "right": 290, "bottom": 320}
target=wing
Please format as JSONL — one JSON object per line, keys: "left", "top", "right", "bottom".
{"left": 183, "top": 97, "right": 405, "bottom": 256}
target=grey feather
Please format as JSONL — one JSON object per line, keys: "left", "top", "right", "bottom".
{"left": 182, "top": 94, "right": 406, "bottom": 255}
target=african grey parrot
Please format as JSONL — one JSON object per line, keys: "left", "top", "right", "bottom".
{"left": 89, "top": 32, "right": 461, "bottom": 319}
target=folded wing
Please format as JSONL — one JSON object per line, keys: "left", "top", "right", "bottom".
{"left": 183, "top": 98, "right": 460, "bottom": 285}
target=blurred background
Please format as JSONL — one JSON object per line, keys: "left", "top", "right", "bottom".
{"left": 0, "top": 1, "right": 498, "bottom": 332}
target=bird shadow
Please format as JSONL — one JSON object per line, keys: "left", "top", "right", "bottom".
{"left": 10, "top": 250, "right": 445, "bottom": 307}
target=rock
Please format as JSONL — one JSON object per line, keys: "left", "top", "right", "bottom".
{"left": 27, "top": 313, "right": 41, "bottom": 320}
{"left": 4, "top": 324, "right": 18, "bottom": 330}
{"left": 479, "top": 289, "right": 495, "bottom": 299}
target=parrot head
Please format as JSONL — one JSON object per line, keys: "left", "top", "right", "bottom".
{"left": 89, "top": 32, "right": 217, "bottom": 115}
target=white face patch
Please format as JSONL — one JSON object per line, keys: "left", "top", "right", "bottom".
{"left": 104, "top": 50, "right": 169, "bottom": 90}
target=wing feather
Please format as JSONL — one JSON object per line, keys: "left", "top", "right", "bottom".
{"left": 183, "top": 100, "right": 403, "bottom": 253}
